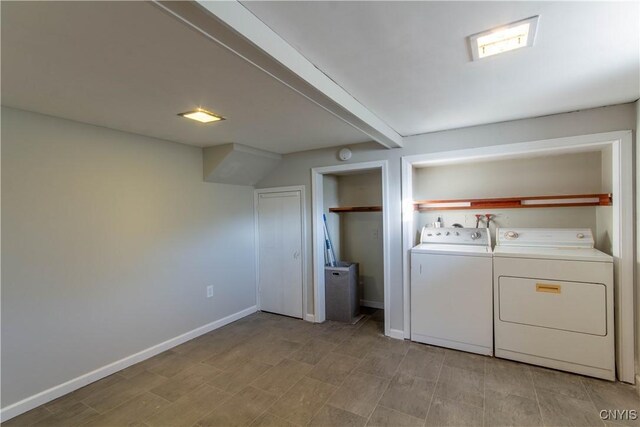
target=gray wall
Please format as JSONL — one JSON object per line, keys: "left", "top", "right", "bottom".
{"left": 337, "top": 172, "right": 383, "bottom": 305}
{"left": 1, "top": 107, "right": 257, "bottom": 407}
{"left": 413, "top": 151, "right": 610, "bottom": 252}
{"left": 636, "top": 99, "right": 640, "bottom": 379}
{"left": 257, "top": 103, "right": 637, "bottom": 334}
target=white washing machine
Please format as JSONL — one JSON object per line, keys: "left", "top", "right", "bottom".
{"left": 493, "top": 228, "right": 615, "bottom": 380}
{"left": 411, "top": 227, "right": 493, "bottom": 355}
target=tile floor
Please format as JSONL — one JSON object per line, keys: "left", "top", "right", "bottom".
{"left": 4, "top": 309, "right": 639, "bottom": 427}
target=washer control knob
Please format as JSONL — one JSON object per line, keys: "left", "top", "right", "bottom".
{"left": 577, "top": 233, "right": 585, "bottom": 239}
{"left": 436, "top": 232, "right": 441, "bottom": 236}
{"left": 505, "top": 231, "right": 519, "bottom": 239}
{"left": 455, "top": 232, "right": 460, "bottom": 236}
{"left": 445, "top": 231, "right": 450, "bottom": 236}
{"left": 470, "top": 232, "right": 481, "bottom": 240}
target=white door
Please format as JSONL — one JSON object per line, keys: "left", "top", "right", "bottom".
{"left": 257, "top": 191, "right": 303, "bottom": 318}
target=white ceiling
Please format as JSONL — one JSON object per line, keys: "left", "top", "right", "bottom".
{"left": 0, "top": 1, "right": 369, "bottom": 154}
{"left": 3, "top": 2, "right": 639, "bottom": 154}
{"left": 242, "top": 1, "right": 640, "bottom": 136}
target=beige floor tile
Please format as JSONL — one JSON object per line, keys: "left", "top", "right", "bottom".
{"left": 147, "top": 352, "right": 195, "bottom": 378}
{"left": 356, "top": 351, "right": 404, "bottom": 379}
{"left": 537, "top": 389, "right": 605, "bottom": 427}
{"left": 209, "top": 359, "right": 272, "bottom": 393}
{"left": 119, "top": 351, "right": 177, "bottom": 379}
{"left": 195, "top": 386, "right": 277, "bottom": 427}
{"left": 43, "top": 394, "right": 82, "bottom": 415}
{"left": 85, "top": 392, "right": 170, "bottom": 427}
{"left": 408, "top": 341, "right": 445, "bottom": 355}
{"left": 434, "top": 365, "right": 484, "bottom": 409}
{"left": 309, "top": 405, "right": 368, "bottom": 427}
{"left": 150, "top": 363, "right": 223, "bottom": 401}
{"left": 204, "top": 348, "right": 248, "bottom": 371}
{"left": 81, "top": 370, "right": 167, "bottom": 413}
{"left": 531, "top": 366, "right": 590, "bottom": 400}
{"left": 425, "top": 397, "right": 483, "bottom": 427}
{"left": 176, "top": 341, "right": 221, "bottom": 363}
{"left": 13, "top": 310, "right": 637, "bottom": 427}
{"left": 145, "top": 384, "right": 232, "bottom": 427}
{"left": 485, "top": 357, "right": 536, "bottom": 399}
{"left": 398, "top": 347, "right": 444, "bottom": 381}
{"left": 32, "top": 401, "right": 99, "bottom": 427}
{"left": 328, "top": 371, "right": 390, "bottom": 418}
{"left": 583, "top": 378, "right": 640, "bottom": 427}
{"left": 333, "top": 334, "right": 377, "bottom": 359}
{"left": 2, "top": 406, "right": 52, "bottom": 427}
{"left": 268, "top": 376, "right": 337, "bottom": 425}
{"left": 251, "top": 358, "right": 313, "bottom": 396}
{"left": 484, "top": 389, "right": 543, "bottom": 427}
{"left": 68, "top": 373, "right": 125, "bottom": 401}
{"left": 248, "top": 338, "right": 302, "bottom": 366}
{"left": 307, "top": 352, "right": 361, "bottom": 386}
{"left": 443, "top": 349, "right": 486, "bottom": 374}
{"left": 290, "top": 338, "right": 338, "bottom": 365}
{"left": 249, "top": 412, "right": 298, "bottom": 427}
{"left": 367, "top": 337, "right": 410, "bottom": 357}
{"left": 367, "top": 405, "right": 424, "bottom": 427}
{"left": 378, "top": 373, "right": 435, "bottom": 419}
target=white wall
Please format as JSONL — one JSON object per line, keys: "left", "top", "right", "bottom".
{"left": 1, "top": 107, "right": 257, "bottom": 408}
{"left": 337, "top": 172, "right": 383, "bottom": 305}
{"left": 413, "top": 151, "right": 609, "bottom": 251}
{"left": 256, "top": 102, "right": 637, "bottom": 335}
{"left": 597, "top": 145, "right": 614, "bottom": 255}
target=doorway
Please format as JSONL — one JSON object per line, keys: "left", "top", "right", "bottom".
{"left": 312, "top": 160, "right": 393, "bottom": 338}
{"left": 255, "top": 186, "right": 305, "bottom": 318}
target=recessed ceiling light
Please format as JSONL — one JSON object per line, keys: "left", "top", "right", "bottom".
{"left": 469, "top": 16, "right": 539, "bottom": 61}
{"left": 178, "top": 108, "right": 225, "bottom": 123}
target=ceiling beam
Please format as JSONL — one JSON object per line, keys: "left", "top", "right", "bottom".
{"left": 154, "top": 1, "right": 403, "bottom": 149}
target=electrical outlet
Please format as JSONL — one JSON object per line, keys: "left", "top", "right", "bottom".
{"left": 206, "top": 285, "right": 213, "bottom": 298}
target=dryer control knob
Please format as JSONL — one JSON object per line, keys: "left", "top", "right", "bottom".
{"left": 505, "top": 231, "right": 519, "bottom": 239}
{"left": 470, "top": 232, "right": 481, "bottom": 240}
{"left": 577, "top": 233, "right": 585, "bottom": 239}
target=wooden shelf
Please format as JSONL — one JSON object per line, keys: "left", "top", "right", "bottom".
{"left": 329, "top": 206, "right": 382, "bottom": 213}
{"left": 414, "top": 193, "right": 612, "bottom": 211}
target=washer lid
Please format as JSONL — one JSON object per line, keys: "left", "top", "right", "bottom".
{"left": 412, "top": 243, "right": 493, "bottom": 257}
{"left": 493, "top": 245, "right": 612, "bottom": 262}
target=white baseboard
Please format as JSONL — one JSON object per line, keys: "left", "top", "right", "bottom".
{"left": 360, "top": 299, "right": 384, "bottom": 310}
{"left": 388, "top": 328, "right": 405, "bottom": 340}
{"left": 0, "top": 305, "right": 257, "bottom": 422}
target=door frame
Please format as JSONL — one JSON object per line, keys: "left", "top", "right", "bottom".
{"left": 254, "top": 185, "right": 307, "bottom": 319}
{"left": 311, "top": 160, "right": 393, "bottom": 338}
{"left": 401, "top": 130, "right": 635, "bottom": 383}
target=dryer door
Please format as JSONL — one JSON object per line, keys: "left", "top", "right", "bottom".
{"left": 498, "top": 277, "right": 607, "bottom": 336}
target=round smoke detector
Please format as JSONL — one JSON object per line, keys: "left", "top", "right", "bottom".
{"left": 338, "top": 147, "right": 352, "bottom": 161}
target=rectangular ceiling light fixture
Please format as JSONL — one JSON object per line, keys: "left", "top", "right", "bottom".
{"left": 469, "top": 16, "right": 539, "bottom": 60}
{"left": 178, "top": 108, "right": 225, "bottom": 123}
